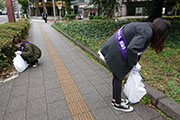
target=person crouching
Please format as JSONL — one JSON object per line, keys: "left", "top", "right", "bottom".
{"left": 13, "top": 37, "right": 42, "bottom": 68}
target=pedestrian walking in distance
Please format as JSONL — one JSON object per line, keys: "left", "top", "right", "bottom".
{"left": 42, "top": 12, "right": 48, "bottom": 23}
{"left": 98, "top": 17, "right": 171, "bottom": 112}
{"left": 13, "top": 37, "right": 42, "bottom": 68}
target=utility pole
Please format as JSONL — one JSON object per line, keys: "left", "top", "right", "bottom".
{"left": 52, "top": 0, "right": 56, "bottom": 23}
{"left": 5, "top": 0, "right": 16, "bottom": 22}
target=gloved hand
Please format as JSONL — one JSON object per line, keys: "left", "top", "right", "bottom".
{"left": 15, "top": 51, "right": 22, "bottom": 55}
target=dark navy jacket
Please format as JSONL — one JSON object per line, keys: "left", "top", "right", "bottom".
{"left": 100, "top": 22, "right": 153, "bottom": 80}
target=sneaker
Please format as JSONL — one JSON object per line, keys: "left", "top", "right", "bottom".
{"left": 32, "top": 62, "right": 38, "bottom": 68}
{"left": 121, "top": 98, "right": 129, "bottom": 105}
{"left": 111, "top": 100, "right": 116, "bottom": 106}
{"left": 111, "top": 98, "right": 129, "bottom": 106}
{"left": 114, "top": 104, "right": 133, "bottom": 112}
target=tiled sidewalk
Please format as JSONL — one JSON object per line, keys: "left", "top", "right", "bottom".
{"left": 0, "top": 22, "right": 166, "bottom": 120}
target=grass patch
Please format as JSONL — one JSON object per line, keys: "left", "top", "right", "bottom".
{"left": 141, "top": 96, "right": 151, "bottom": 105}
{"left": 140, "top": 47, "right": 180, "bottom": 103}
{"left": 157, "top": 109, "right": 173, "bottom": 120}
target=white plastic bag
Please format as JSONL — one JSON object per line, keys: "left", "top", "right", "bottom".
{"left": 98, "top": 50, "right": 105, "bottom": 61}
{"left": 124, "top": 63, "right": 147, "bottom": 103}
{"left": 13, "top": 54, "right": 28, "bottom": 72}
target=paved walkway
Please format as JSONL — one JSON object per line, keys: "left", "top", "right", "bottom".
{"left": 0, "top": 21, "right": 167, "bottom": 120}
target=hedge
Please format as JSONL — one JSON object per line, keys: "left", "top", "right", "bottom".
{"left": 54, "top": 21, "right": 129, "bottom": 52}
{"left": 64, "top": 14, "right": 80, "bottom": 21}
{"left": 0, "top": 20, "right": 30, "bottom": 72}
{"left": 89, "top": 15, "right": 110, "bottom": 20}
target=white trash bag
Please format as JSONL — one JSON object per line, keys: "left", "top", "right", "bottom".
{"left": 124, "top": 63, "right": 147, "bottom": 104}
{"left": 98, "top": 50, "right": 105, "bottom": 61}
{"left": 13, "top": 53, "right": 28, "bottom": 72}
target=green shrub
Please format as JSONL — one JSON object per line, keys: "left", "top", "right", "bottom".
{"left": 93, "top": 16, "right": 102, "bottom": 19}
{"left": 89, "top": 15, "right": 111, "bottom": 20}
{"left": 89, "top": 15, "right": 94, "bottom": 20}
{"left": 102, "top": 15, "right": 109, "bottom": 20}
{"left": 89, "top": 15, "right": 103, "bottom": 20}
{"left": 0, "top": 20, "right": 30, "bottom": 72}
{"left": 165, "top": 20, "right": 180, "bottom": 48}
{"left": 126, "top": 16, "right": 180, "bottom": 22}
{"left": 126, "top": 18, "right": 148, "bottom": 22}
{"left": 163, "top": 16, "right": 180, "bottom": 21}
{"left": 64, "top": 14, "right": 79, "bottom": 21}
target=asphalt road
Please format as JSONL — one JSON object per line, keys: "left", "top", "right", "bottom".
{"left": 0, "top": 15, "right": 19, "bottom": 24}
{"left": 0, "top": 15, "right": 8, "bottom": 24}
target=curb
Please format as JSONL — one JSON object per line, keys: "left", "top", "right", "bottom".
{"left": 0, "top": 71, "right": 19, "bottom": 83}
{"left": 52, "top": 25, "right": 180, "bottom": 120}
{"left": 145, "top": 83, "right": 180, "bottom": 120}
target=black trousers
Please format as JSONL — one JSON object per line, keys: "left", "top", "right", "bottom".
{"left": 112, "top": 74, "right": 122, "bottom": 104}
{"left": 44, "top": 18, "right": 47, "bottom": 23}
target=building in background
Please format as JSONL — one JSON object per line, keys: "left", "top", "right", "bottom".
{"left": 30, "top": 0, "right": 97, "bottom": 18}
{"left": 31, "top": 0, "right": 174, "bottom": 18}
{"left": 71, "top": 0, "right": 96, "bottom": 18}
{"left": 70, "top": 0, "right": 126, "bottom": 18}
{"left": 29, "top": 0, "right": 96, "bottom": 18}
{"left": 30, "top": 0, "right": 65, "bottom": 16}
{"left": 114, "top": 0, "right": 126, "bottom": 17}
{"left": 12, "top": 0, "right": 20, "bottom": 15}
{"left": 122, "top": 0, "right": 152, "bottom": 16}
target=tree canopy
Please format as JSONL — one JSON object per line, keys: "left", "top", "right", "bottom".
{"left": 90, "top": 0, "right": 118, "bottom": 17}
{"left": 65, "top": 0, "right": 71, "bottom": 14}
{"left": 18, "top": 0, "right": 28, "bottom": 14}
{"left": 0, "top": 0, "right": 5, "bottom": 9}
{"left": 149, "top": 0, "right": 180, "bottom": 21}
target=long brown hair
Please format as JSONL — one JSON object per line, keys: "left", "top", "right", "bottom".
{"left": 12, "top": 37, "right": 28, "bottom": 45}
{"left": 150, "top": 17, "right": 171, "bottom": 54}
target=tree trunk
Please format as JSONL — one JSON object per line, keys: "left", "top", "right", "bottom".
{"left": 5, "top": 0, "right": 16, "bottom": 22}
{"left": 175, "top": 10, "right": 177, "bottom": 16}
{"left": 65, "top": 0, "right": 71, "bottom": 14}
{"left": 35, "top": 0, "right": 39, "bottom": 16}
{"left": 107, "top": 0, "right": 116, "bottom": 17}
{"left": 149, "top": 0, "right": 164, "bottom": 21}
{"left": 98, "top": 3, "right": 101, "bottom": 16}
{"left": 118, "top": 0, "right": 122, "bottom": 17}
{"left": 107, "top": 5, "right": 114, "bottom": 17}
{"left": 42, "top": 0, "right": 47, "bottom": 14}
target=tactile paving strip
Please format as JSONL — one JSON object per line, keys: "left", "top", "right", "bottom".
{"left": 73, "top": 112, "right": 94, "bottom": 120}
{"left": 39, "top": 24, "right": 95, "bottom": 120}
